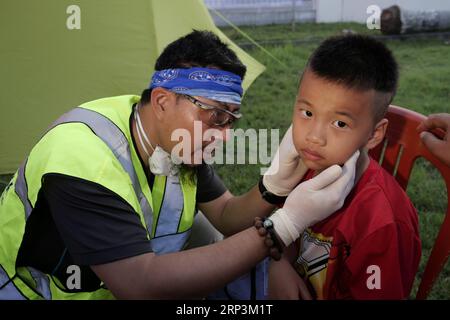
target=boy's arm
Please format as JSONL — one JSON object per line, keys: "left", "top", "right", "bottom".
{"left": 268, "top": 242, "right": 313, "bottom": 300}
{"left": 344, "top": 222, "right": 421, "bottom": 299}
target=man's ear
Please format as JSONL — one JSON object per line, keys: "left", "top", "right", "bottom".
{"left": 366, "top": 118, "right": 389, "bottom": 150}
{"left": 150, "top": 87, "right": 174, "bottom": 120}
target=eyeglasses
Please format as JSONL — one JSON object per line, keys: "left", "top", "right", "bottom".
{"left": 179, "top": 94, "right": 242, "bottom": 128}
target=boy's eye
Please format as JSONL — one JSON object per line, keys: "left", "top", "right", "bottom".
{"left": 301, "top": 110, "right": 313, "bottom": 118}
{"left": 333, "top": 120, "right": 348, "bottom": 128}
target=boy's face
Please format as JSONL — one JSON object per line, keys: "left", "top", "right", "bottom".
{"left": 292, "top": 69, "right": 386, "bottom": 171}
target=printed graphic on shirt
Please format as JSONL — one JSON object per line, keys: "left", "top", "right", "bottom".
{"left": 294, "top": 228, "right": 333, "bottom": 300}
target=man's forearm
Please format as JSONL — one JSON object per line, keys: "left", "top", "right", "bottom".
{"left": 219, "top": 184, "right": 275, "bottom": 235}
{"left": 93, "top": 226, "right": 269, "bottom": 299}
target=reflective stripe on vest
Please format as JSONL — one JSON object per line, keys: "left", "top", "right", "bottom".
{"left": 0, "top": 265, "right": 26, "bottom": 300}
{"left": 49, "top": 107, "right": 153, "bottom": 229}
{"left": 151, "top": 175, "right": 190, "bottom": 254}
{"left": 15, "top": 159, "right": 32, "bottom": 219}
{"left": 28, "top": 267, "right": 52, "bottom": 300}
{"left": 11, "top": 160, "right": 52, "bottom": 299}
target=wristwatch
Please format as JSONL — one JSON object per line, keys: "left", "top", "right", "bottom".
{"left": 262, "top": 218, "right": 284, "bottom": 254}
{"left": 258, "top": 177, "right": 287, "bottom": 205}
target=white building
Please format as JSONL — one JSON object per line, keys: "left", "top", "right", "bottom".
{"left": 204, "top": 0, "right": 450, "bottom": 25}
{"left": 316, "top": 0, "right": 450, "bottom": 23}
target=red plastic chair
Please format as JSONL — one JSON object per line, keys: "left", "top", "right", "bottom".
{"left": 369, "top": 105, "right": 450, "bottom": 299}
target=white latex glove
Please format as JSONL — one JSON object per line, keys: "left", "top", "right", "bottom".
{"left": 271, "top": 150, "right": 360, "bottom": 247}
{"left": 263, "top": 125, "right": 309, "bottom": 196}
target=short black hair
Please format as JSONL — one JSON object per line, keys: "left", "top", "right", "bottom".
{"left": 307, "top": 34, "right": 398, "bottom": 121}
{"left": 141, "top": 30, "right": 247, "bottom": 104}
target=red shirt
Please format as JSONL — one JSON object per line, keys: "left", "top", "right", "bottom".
{"left": 293, "top": 158, "right": 421, "bottom": 299}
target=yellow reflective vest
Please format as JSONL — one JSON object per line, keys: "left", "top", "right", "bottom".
{"left": 0, "top": 95, "right": 197, "bottom": 299}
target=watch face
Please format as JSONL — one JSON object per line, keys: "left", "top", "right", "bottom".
{"left": 263, "top": 219, "right": 273, "bottom": 229}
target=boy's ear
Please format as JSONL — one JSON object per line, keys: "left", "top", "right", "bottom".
{"left": 366, "top": 118, "right": 389, "bottom": 150}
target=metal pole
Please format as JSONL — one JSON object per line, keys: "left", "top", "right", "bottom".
{"left": 292, "top": 0, "right": 297, "bottom": 32}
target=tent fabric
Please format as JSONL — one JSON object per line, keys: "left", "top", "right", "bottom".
{"left": 0, "top": 0, "right": 265, "bottom": 174}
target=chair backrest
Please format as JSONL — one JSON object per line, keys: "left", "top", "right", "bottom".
{"left": 368, "top": 105, "right": 450, "bottom": 299}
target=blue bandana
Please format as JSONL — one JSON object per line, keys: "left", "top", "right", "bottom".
{"left": 149, "top": 67, "right": 243, "bottom": 105}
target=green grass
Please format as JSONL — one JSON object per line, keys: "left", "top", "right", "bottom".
{"left": 221, "top": 22, "right": 377, "bottom": 44}
{"left": 217, "top": 22, "right": 450, "bottom": 299}
{"left": 1, "top": 22, "right": 449, "bottom": 299}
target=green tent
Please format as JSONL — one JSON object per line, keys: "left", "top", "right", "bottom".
{"left": 0, "top": 0, "right": 265, "bottom": 174}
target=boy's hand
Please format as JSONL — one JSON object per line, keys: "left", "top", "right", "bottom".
{"left": 268, "top": 244, "right": 313, "bottom": 300}
{"left": 417, "top": 113, "right": 450, "bottom": 166}
{"left": 270, "top": 150, "right": 360, "bottom": 247}
{"left": 269, "top": 257, "right": 313, "bottom": 300}
{"left": 263, "top": 125, "right": 309, "bottom": 196}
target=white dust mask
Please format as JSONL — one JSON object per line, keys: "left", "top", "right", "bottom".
{"left": 134, "top": 104, "right": 179, "bottom": 176}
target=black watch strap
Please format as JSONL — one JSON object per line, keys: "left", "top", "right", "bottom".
{"left": 258, "top": 177, "right": 287, "bottom": 205}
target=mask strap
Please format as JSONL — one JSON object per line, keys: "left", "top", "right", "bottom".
{"left": 134, "top": 104, "right": 155, "bottom": 158}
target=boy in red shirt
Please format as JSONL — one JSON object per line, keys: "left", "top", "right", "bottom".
{"left": 268, "top": 35, "right": 421, "bottom": 300}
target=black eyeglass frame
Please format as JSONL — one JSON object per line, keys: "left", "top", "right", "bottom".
{"left": 178, "top": 93, "right": 242, "bottom": 127}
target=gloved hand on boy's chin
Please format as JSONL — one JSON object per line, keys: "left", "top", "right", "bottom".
{"left": 263, "top": 125, "right": 309, "bottom": 196}
{"left": 270, "top": 150, "right": 360, "bottom": 247}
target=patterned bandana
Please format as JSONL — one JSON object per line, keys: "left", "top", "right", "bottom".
{"left": 149, "top": 67, "right": 243, "bottom": 105}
